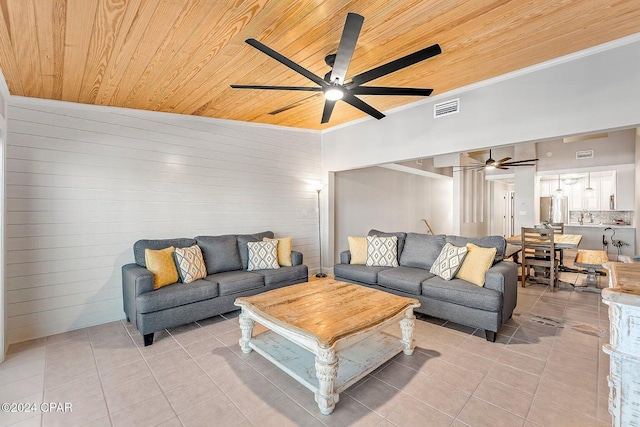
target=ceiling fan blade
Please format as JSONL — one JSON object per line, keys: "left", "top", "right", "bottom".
{"left": 496, "top": 166, "right": 509, "bottom": 170}
{"left": 342, "top": 94, "right": 385, "bottom": 120}
{"left": 453, "top": 166, "right": 484, "bottom": 172}
{"left": 347, "top": 43, "right": 442, "bottom": 88}
{"left": 330, "top": 13, "right": 364, "bottom": 85}
{"left": 351, "top": 86, "right": 433, "bottom": 96}
{"left": 506, "top": 163, "right": 537, "bottom": 167}
{"left": 230, "top": 85, "right": 323, "bottom": 91}
{"left": 502, "top": 158, "right": 539, "bottom": 165}
{"left": 496, "top": 157, "right": 512, "bottom": 164}
{"left": 321, "top": 100, "right": 337, "bottom": 124}
{"left": 269, "top": 93, "right": 321, "bottom": 115}
{"left": 245, "top": 38, "right": 328, "bottom": 88}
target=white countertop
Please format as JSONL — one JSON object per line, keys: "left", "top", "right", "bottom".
{"left": 565, "top": 223, "right": 634, "bottom": 229}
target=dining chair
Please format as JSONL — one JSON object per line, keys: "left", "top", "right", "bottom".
{"left": 548, "top": 222, "right": 565, "bottom": 267}
{"left": 521, "top": 227, "right": 559, "bottom": 292}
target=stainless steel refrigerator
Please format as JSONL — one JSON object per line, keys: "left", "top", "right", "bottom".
{"left": 540, "top": 196, "right": 568, "bottom": 224}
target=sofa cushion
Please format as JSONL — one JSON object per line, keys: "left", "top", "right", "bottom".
{"left": 264, "top": 236, "right": 293, "bottom": 266}
{"left": 446, "top": 235, "right": 506, "bottom": 263}
{"left": 196, "top": 235, "right": 242, "bottom": 274}
{"left": 366, "top": 235, "right": 399, "bottom": 267}
{"left": 455, "top": 243, "right": 497, "bottom": 287}
{"left": 237, "top": 231, "right": 275, "bottom": 270}
{"left": 258, "top": 265, "right": 308, "bottom": 287}
{"left": 145, "top": 247, "right": 179, "bottom": 289}
{"left": 430, "top": 243, "right": 468, "bottom": 280}
{"left": 368, "top": 230, "right": 407, "bottom": 262}
{"left": 422, "top": 276, "right": 502, "bottom": 312}
{"left": 399, "top": 233, "right": 447, "bottom": 270}
{"left": 205, "top": 270, "right": 265, "bottom": 296}
{"left": 348, "top": 236, "right": 367, "bottom": 265}
{"left": 136, "top": 279, "right": 219, "bottom": 314}
{"left": 134, "top": 238, "right": 197, "bottom": 268}
{"left": 247, "top": 240, "right": 280, "bottom": 271}
{"left": 174, "top": 245, "right": 207, "bottom": 284}
{"left": 334, "top": 263, "right": 388, "bottom": 285}
{"left": 378, "top": 266, "right": 435, "bottom": 295}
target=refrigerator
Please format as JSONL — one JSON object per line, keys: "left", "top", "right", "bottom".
{"left": 540, "top": 196, "right": 568, "bottom": 224}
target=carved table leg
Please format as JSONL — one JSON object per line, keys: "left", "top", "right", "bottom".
{"left": 314, "top": 347, "right": 339, "bottom": 415}
{"left": 238, "top": 310, "right": 255, "bottom": 354}
{"left": 400, "top": 308, "right": 416, "bottom": 355}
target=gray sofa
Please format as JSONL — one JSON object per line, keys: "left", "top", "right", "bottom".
{"left": 122, "top": 231, "right": 308, "bottom": 346}
{"left": 333, "top": 230, "right": 518, "bottom": 342}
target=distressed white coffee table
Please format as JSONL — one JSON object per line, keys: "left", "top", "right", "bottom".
{"left": 234, "top": 279, "right": 420, "bottom": 415}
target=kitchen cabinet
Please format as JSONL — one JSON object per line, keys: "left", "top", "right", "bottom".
{"left": 616, "top": 169, "right": 634, "bottom": 210}
{"left": 539, "top": 171, "right": 617, "bottom": 212}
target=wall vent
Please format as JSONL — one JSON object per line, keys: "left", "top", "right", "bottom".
{"left": 576, "top": 150, "right": 594, "bottom": 159}
{"left": 434, "top": 98, "right": 459, "bottom": 118}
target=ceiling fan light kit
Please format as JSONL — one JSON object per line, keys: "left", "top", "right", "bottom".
{"left": 231, "top": 12, "right": 441, "bottom": 124}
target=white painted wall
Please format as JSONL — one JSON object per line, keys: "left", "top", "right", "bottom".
{"left": 5, "top": 97, "right": 322, "bottom": 344}
{"left": 333, "top": 166, "right": 452, "bottom": 261}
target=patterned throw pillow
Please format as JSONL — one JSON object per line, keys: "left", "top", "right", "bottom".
{"left": 366, "top": 235, "right": 399, "bottom": 267}
{"left": 145, "top": 247, "right": 179, "bottom": 289}
{"left": 429, "top": 243, "right": 468, "bottom": 280}
{"left": 247, "top": 240, "right": 280, "bottom": 271}
{"left": 174, "top": 245, "right": 207, "bottom": 284}
{"left": 263, "top": 236, "right": 293, "bottom": 266}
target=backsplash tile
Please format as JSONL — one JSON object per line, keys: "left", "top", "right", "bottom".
{"left": 568, "top": 210, "right": 634, "bottom": 225}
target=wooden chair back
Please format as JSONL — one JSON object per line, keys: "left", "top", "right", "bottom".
{"left": 521, "top": 227, "right": 559, "bottom": 291}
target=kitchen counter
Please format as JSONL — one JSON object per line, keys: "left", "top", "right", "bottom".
{"left": 565, "top": 224, "right": 635, "bottom": 257}
{"left": 565, "top": 223, "right": 634, "bottom": 229}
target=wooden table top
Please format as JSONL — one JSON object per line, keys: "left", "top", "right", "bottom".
{"left": 235, "top": 279, "right": 420, "bottom": 346}
{"left": 608, "top": 262, "right": 640, "bottom": 293}
{"left": 507, "top": 233, "right": 583, "bottom": 249}
{"left": 574, "top": 250, "right": 609, "bottom": 268}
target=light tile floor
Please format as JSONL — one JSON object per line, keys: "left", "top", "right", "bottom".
{"left": 0, "top": 267, "right": 612, "bottom": 427}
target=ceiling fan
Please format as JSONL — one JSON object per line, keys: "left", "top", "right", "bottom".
{"left": 230, "top": 13, "right": 441, "bottom": 124}
{"left": 454, "top": 149, "right": 539, "bottom": 172}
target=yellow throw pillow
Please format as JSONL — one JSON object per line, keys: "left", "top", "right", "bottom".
{"left": 264, "top": 237, "right": 293, "bottom": 266}
{"left": 145, "top": 246, "right": 179, "bottom": 289}
{"left": 348, "top": 236, "right": 367, "bottom": 265}
{"left": 455, "top": 243, "right": 497, "bottom": 286}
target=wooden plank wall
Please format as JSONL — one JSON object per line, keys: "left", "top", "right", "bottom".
{"left": 4, "top": 98, "right": 322, "bottom": 344}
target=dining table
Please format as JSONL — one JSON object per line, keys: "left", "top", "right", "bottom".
{"left": 506, "top": 233, "right": 583, "bottom": 269}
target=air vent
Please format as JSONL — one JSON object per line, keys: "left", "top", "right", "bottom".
{"left": 434, "top": 98, "right": 460, "bottom": 118}
{"left": 576, "top": 150, "right": 594, "bottom": 159}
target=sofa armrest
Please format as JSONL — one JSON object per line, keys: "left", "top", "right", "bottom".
{"left": 122, "top": 263, "right": 154, "bottom": 325}
{"left": 340, "top": 250, "right": 351, "bottom": 264}
{"left": 291, "top": 250, "right": 303, "bottom": 266}
{"left": 484, "top": 261, "right": 518, "bottom": 321}
{"left": 122, "top": 264, "right": 154, "bottom": 296}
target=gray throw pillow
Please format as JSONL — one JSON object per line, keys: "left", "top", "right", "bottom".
{"left": 195, "top": 235, "right": 242, "bottom": 274}
{"left": 399, "top": 233, "right": 447, "bottom": 270}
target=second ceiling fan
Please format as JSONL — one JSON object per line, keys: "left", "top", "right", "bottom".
{"left": 231, "top": 13, "right": 441, "bottom": 124}
{"left": 454, "top": 149, "right": 539, "bottom": 171}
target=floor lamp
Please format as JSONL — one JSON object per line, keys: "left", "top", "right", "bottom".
{"left": 315, "top": 185, "right": 327, "bottom": 278}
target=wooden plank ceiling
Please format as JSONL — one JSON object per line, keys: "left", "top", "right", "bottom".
{"left": 0, "top": 0, "right": 639, "bottom": 130}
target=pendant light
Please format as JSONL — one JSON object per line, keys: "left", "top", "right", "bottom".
{"left": 555, "top": 175, "right": 563, "bottom": 196}
{"left": 585, "top": 172, "right": 595, "bottom": 197}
